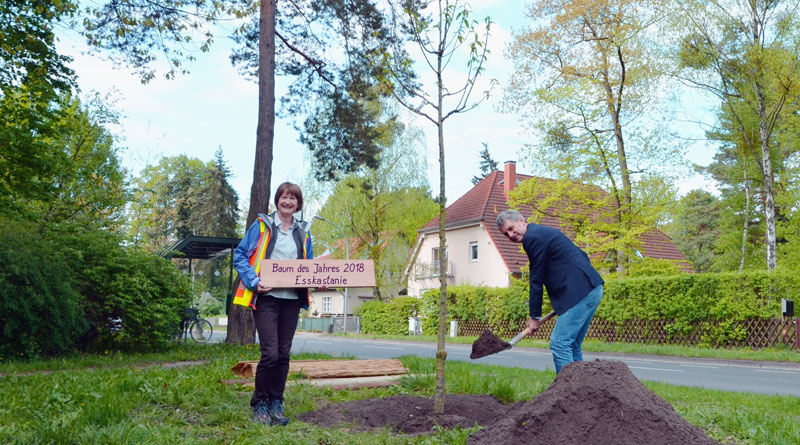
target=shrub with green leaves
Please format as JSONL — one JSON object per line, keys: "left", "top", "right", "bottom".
{"left": 359, "top": 296, "right": 421, "bottom": 335}
{"left": 56, "top": 231, "right": 192, "bottom": 352}
{"left": 0, "top": 219, "right": 87, "bottom": 358}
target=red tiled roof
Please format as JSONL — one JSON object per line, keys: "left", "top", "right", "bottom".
{"left": 419, "top": 170, "right": 690, "bottom": 274}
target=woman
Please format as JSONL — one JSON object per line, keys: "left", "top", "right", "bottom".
{"left": 233, "top": 182, "right": 313, "bottom": 426}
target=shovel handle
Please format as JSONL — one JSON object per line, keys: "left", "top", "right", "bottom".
{"left": 509, "top": 311, "right": 556, "bottom": 345}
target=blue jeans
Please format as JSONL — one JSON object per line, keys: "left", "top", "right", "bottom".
{"left": 549, "top": 285, "right": 603, "bottom": 374}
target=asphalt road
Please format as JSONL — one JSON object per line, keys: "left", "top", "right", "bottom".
{"left": 282, "top": 332, "right": 800, "bottom": 397}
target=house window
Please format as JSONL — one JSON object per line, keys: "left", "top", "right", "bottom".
{"left": 469, "top": 242, "right": 478, "bottom": 262}
{"left": 322, "top": 297, "right": 331, "bottom": 313}
{"left": 432, "top": 247, "right": 448, "bottom": 262}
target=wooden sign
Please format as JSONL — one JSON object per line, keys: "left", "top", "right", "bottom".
{"left": 259, "top": 259, "right": 376, "bottom": 288}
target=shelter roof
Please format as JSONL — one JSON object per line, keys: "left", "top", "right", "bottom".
{"left": 161, "top": 236, "right": 241, "bottom": 260}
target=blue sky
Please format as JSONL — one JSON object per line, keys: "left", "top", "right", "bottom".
{"left": 56, "top": 1, "right": 718, "bottom": 215}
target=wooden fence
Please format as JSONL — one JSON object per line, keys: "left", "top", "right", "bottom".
{"left": 455, "top": 317, "right": 799, "bottom": 350}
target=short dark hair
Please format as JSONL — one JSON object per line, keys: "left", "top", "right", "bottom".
{"left": 496, "top": 209, "right": 524, "bottom": 228}
{"left": 274, "top": 182, "right": 304, "bottom": 212}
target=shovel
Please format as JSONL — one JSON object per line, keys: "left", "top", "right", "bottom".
{"left": 469, "top": 311, "right": 556, "bottom": 359}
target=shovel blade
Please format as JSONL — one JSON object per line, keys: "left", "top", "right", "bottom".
{"left": 470, "top": 330, "right": 512, "bottom": 359}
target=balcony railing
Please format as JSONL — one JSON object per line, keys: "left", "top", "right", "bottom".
{"left": 413, "top": 261, "right": 454, "bottom": 279}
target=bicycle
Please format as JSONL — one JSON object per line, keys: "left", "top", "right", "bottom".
{"left": 178, "top": 306, "right": 213, "bottom": 343}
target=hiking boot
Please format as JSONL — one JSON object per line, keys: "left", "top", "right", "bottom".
{"left": 253, "top": 401, "right": 272, "bottom": 425}
{"left": 268, "top": 399, "right": 290, "bottom": 426}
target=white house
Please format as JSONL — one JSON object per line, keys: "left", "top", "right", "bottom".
{"left": 404, "top": 161, "right": 690, "bottom": 297}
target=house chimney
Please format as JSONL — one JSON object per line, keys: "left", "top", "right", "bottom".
{"left": 503, "top": 161, "right": 516, "bottom": 197}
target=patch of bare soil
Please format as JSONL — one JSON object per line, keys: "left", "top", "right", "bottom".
{"left": 299, "top": 360, "right": 719, "bottom": 444}
{"left": 297, "top": 394, "right": 516, "bottom": 435}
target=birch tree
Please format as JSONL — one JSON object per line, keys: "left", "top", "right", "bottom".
{"left": 675, "top": 0, "right": 800, "bottom": 270}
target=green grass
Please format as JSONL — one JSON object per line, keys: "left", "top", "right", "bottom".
{"left": 335, "top": 332, "right": 800, "bottom": 363}
{"left": 1, "top": 344, "right": 798, "bottom": 444}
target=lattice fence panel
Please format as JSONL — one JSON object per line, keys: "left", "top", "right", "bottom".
{"left": 454, "top": 317, "right": 798, "bottom": 350}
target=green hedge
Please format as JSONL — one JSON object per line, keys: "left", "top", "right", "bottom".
{"left": 0, "top": 220, "right": 88, "bottom": 358}
{"left": 419, "top": 281, "right": 543, "bottom": 335}
{"left": 359, "top": 296, "right": 421, "bottom": 335}
{"left": 400, "top": 271, "right": 799, "bottom": 345}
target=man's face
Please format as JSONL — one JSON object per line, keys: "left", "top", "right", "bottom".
{"left": 499, "top": 217, "right": 527, "bottom": 243}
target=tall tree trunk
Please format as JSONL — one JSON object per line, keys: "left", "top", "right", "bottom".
{"left": 605, "top": 47, "right": 631, "bottom": 276}
{"left": 433, "top": 58, "right": 447, "bottom": 415}
{"left": 739, "top": 170, "right": 750, "bottom": 272}
{"left": 756, "top": 83, "right": 777, "bottom": 270}
{"left": 227, "top": 0, "right": 277, "bottom": 344}
{"left": 747, "top": 3, "right": 777, "bottom": 270}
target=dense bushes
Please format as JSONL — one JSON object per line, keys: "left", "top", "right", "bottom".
{"left": 0, "top": 221, "right": 87, "bottom": 358}
{"left": 56, "top": 231, "right": 191, "bottom": 352}
{"left": 0, "top": 221, "right": 192, "bottom": 357}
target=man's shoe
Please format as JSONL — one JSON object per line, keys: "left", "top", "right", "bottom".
{"left": 253, "top": 401, "right": 272, "bottom": 425}
{"left": 268, "top": 399, "right": 290, "bottom": 426}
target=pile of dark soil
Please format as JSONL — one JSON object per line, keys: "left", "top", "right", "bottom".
{"left": 297, "top": 393, "right": 515, "bottom": 435}
{"left": 468, "top": 360, "right": 719, "bottom": 444}
{"left": 298, "top": 360, "right": 719, "bottom": 444}
{"left": 469, "top": 330, "right": 511, "bottom": 359}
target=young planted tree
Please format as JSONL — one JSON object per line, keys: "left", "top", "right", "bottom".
{"left": 376, "top": 0, "right": 494, "bottom": 413}
{"left": 504, "top": 0, "right": 680, "bottom": 274}
{"left": 674, "top": 0, "right": 800, "bottom": 270}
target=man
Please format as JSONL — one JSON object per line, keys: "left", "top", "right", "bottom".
{"left": 497, "top": 209, "right": 604, "bottom": 373}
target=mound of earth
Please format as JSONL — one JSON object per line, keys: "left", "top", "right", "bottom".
{"left": 297, "top": 393, "right": 516, "bottom": 435}
{"left": 468, "top": 360, "right": 719, "bottom": 444}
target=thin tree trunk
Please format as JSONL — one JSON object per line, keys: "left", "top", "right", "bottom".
{"left": 433, "top": 52, "right": 447, "bottom": 415}
{"left": 227, "top": 0, "right": 277, "bottom": 344}
{"left": 739, "top": 170, "right": 750, "bottom": 272}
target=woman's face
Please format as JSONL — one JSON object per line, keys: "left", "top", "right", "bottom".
{"left": 277, "top": 191, "right": 299, "bottom": 216}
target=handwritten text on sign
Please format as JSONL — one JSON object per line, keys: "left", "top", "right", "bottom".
{"left": 259, "top": 259, "right": 376, "bottom": 288}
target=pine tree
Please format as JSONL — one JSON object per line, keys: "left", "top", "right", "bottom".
{"left": 471, "top": 143, "right": 498, "bottom": 185}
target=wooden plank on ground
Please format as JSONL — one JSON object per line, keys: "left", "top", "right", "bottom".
{"left": 231, "top": 359, "right": 407, "bottom": 379}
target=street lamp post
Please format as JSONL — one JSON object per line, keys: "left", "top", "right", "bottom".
{"left": 313, "top": 216, "right": 349, "bottom": 334}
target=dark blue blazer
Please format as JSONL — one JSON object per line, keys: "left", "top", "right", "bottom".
{"left": 522, "top": 224, "right": 604, "bottom": 317}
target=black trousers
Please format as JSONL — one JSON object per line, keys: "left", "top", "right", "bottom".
{"left": 250, "top": 295, "right": 301, "bottom": 407}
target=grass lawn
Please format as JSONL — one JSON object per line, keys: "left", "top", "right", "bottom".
{"left": 1, "top": 343, "right": 798, "bottom": 444}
